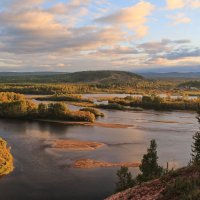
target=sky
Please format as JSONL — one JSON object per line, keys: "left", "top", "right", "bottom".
{"left": 0, "top": 0, "right": 199, "bottom": 72}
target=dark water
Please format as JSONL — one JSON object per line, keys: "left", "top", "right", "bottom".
{"left": 0, "top": 109, "right": 198, "bottom": 200}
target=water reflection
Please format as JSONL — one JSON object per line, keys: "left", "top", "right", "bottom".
{"left": 0, "top": 109, "right": 198, "bottom": 200}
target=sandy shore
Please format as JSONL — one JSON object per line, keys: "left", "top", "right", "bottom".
{"left": 45, "top": 139, "right": 105, "bottom": 151}
{"left": 37, "top": 119, "right": 133, "bottom": 128}
{"left": 73, "top": 159, "right": 140, "bottom": 169}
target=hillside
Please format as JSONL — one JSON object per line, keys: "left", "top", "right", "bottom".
{"left": 106, "top": 166, "right": 200, "bottom": 200}
{"left": 63, "top": 71, "right": 143, "bottom": 84}
{"left": 0, "top": 71, "right": 143, "bottom": 84}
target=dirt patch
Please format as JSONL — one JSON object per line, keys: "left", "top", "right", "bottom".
{"left": 73, "top": 159, "right": 140, "bottom": 169}
{"left": 45, "top": 139, "right": 105, "bottom": 151}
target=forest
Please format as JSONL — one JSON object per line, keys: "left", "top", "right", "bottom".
{"left": 0, "top": 92, "right": 98, "bottom": 122}
{"left": 106, "top": 95, "right": 200, "bottom": 111}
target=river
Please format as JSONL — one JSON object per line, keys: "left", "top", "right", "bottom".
{"left": 0, "top": 103, "right": 198, "bottom": 199}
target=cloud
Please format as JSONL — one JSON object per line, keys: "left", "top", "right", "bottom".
{"left": 164, "top": 48, "right": 200, "bottom": 60}
{"left": 169, "top": 13, "right": 191, "bottom": 25}
{"left": 95, "top": 1, "right": 155, "bottom": 38}
{"left": 191, "top": 0, "right": 200, "bottom": 8}
{"left": 137, "top": 39, "right": 191, "bottom": 54}
{"left": 133, "top": 39, "right": 200, "bottom": 67}
{"left": 166, "top": 0, "right": 200, "bottom": 10}
{"left": 166, "top": 0, "right": 185, "bottom": 9}
{"left": 0, "top": 0, "right": 199, "bottom": 72}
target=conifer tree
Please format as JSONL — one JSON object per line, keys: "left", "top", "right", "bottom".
{"left": 137, "top": 139, "right": 163, "bottom": 183}
{"left": 115, "top": 166, "right": 135, "bottom": 193}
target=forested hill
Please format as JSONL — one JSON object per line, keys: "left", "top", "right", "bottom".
{"left": 0, "top": 71, "right": 144, "bottom": 84}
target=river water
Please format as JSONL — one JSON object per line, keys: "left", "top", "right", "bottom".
{"left": 0, "top": 103, "right": 198, "bottom": 199}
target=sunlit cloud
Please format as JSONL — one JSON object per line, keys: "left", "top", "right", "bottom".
{"left": 169, "top": 13, "right": 191, "bottom": 25}
{"left": 0, "top": 0, "right": 199, "bottom": 72}
{"left": 96, "top": 1, "right": 155, "bottom": 38}
{"left": 166, "top": 0, "right": 200, "bottom": 9}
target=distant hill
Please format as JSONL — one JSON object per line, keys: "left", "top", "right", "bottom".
{"left": 0, "top": 71, "right": 143, "bottom": 84}
{"left": 139, "top": 72, "right": 200, "bottom": 80}
{"left": 0, "top": 72, "right": 66, "bottom": 76}
{"left": 62, "top": 71, "right": 143, "bottom": 84}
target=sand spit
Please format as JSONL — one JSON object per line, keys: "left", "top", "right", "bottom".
{"left": 45, "top": 139, "right": 105, "bottom": 151}
{"left": 73, "top": 159, "right": 140, "bottom": 169}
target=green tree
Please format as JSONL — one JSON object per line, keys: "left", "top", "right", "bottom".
{"left": 137, "top": 139, "right": 163, "bottom": 183}
{"left": 191, "top": 111, "right": 200, "bottom": 165}
{"left": 115, "top": 166, "right": 135, "bottom": 193}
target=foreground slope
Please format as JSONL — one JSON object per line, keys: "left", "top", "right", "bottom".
{"left": 106, "top": 166, "right": 200, "bottom": 200}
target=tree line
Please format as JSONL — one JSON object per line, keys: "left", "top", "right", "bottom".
{"left": 0, "top": 92, "right": 98, "bottom": 122}
{"left": 108, "top": 95, "right": 200, "bottom": 111}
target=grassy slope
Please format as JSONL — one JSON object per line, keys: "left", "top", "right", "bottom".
{"left": 0, "top": 71, "right": 143, "bottom": 84}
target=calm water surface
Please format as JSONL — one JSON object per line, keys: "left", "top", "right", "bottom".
{"left": 0, "top": 107, "right": 198, "bottom": 200}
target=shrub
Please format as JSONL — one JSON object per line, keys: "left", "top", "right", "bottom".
{"left": 80, "top": 107, "right": 104, "bottom": 117}
{"left": 162, "top": 177, "right": 200, "bottom": 200}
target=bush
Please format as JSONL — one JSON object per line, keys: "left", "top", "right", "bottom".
{"left": 162, "top": 177, "right": 200, "bottom": 200}
{"left": 80, "top": 108, "right": 104, "bottom": 117}
{"left": 66, "top": 111, "right": 95, "bottom": 122}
